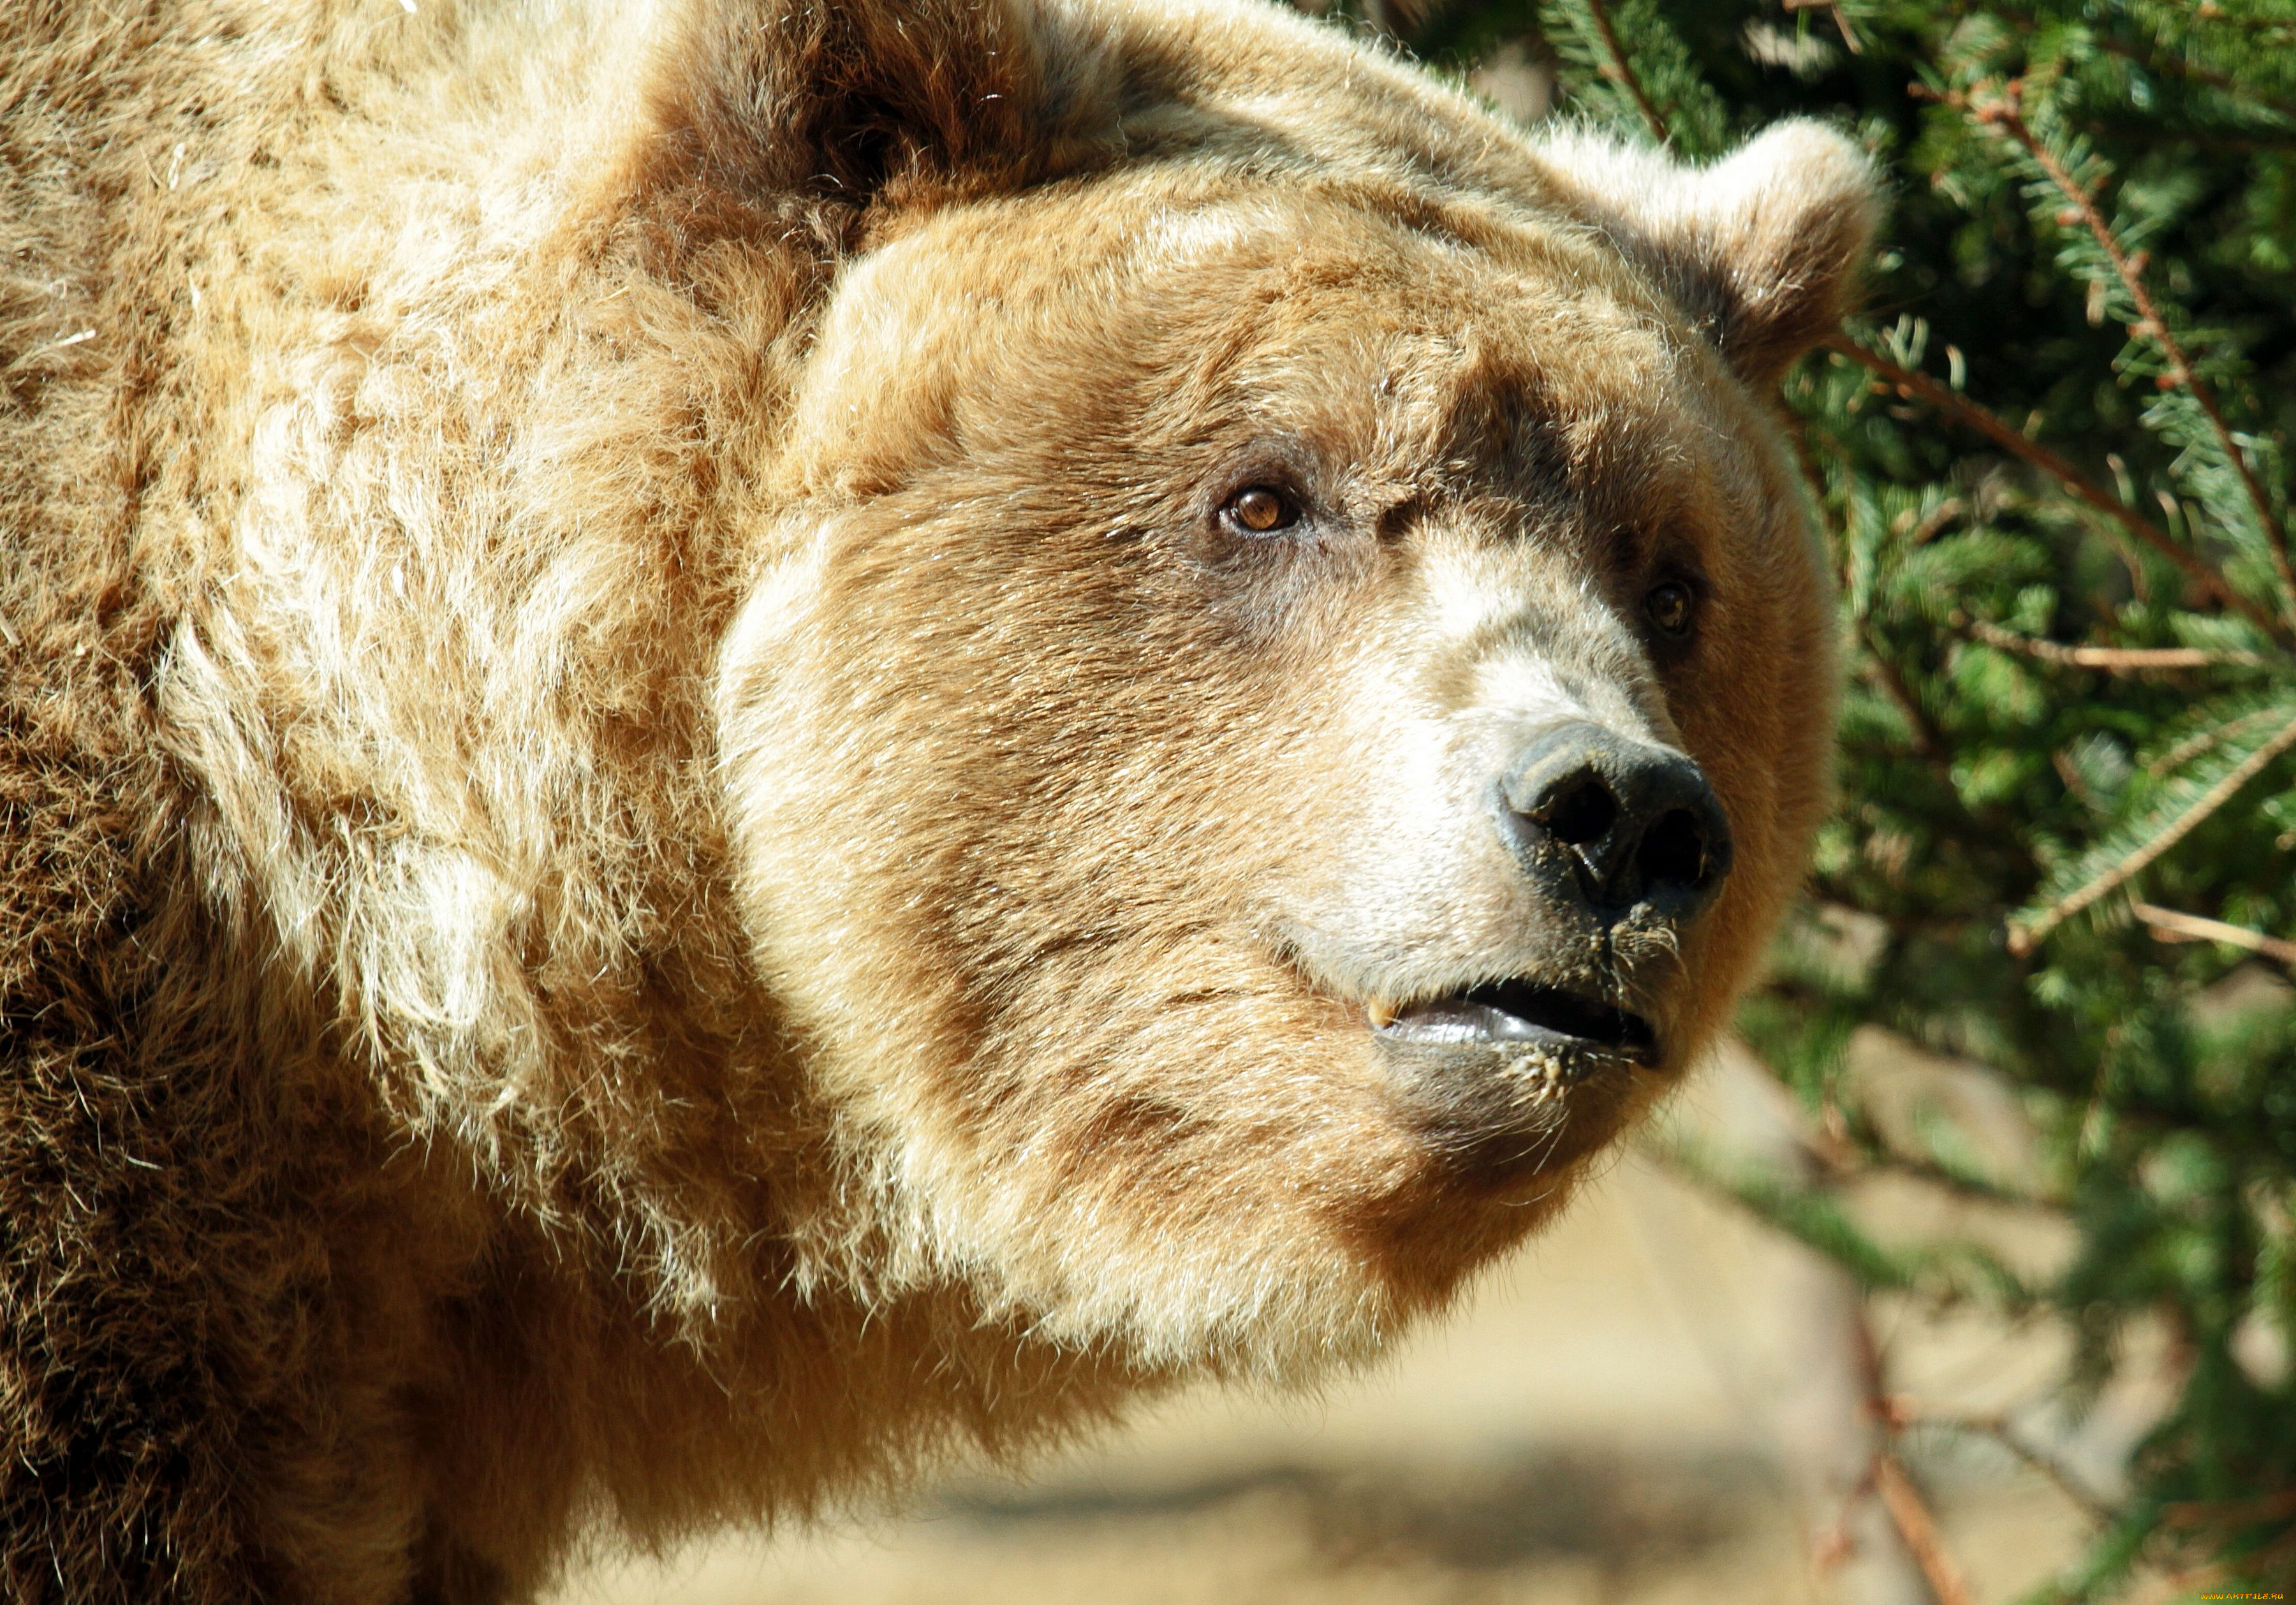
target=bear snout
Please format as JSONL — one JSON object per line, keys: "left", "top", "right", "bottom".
{"left": 1493, "top": 721, "right": 1734, "bottom": 928}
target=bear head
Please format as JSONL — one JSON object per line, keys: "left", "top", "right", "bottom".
{"left": 688, "top": 0, "right": 1875, "bottom": 1377}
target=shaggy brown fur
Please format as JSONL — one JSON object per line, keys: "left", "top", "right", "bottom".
{"left": 0, "top": 1, "right": 1875, "bottom": 1599}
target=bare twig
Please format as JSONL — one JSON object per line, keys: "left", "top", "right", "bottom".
{"left": 2163, "top": 1486, "right": 2296, "bottom": 1529}
{"left": 2167, "top": 1526, "right": 2296, "bottom": 1600}
{"left": 1962, "top": 617, "right": 2267, "bottom": 672}
{"left": 1822, "top": 333, "right": 2292, "bottom": 647}
{"left": 1903, "top": 496, "right": 1968, "bottom": 545}
{"left": 1582, "top": 0, "right": 1672, "bottom": 143}
{"left": 2011, "top": 710, "right": 2296, "bottom": 951}
{"left": 1873, "top": 1452, "right": 1978, "bottom": 1605}
{"left": 1859, "top": 1150, "right": 2064, "bottom": 1212}
{"left": 1965, "top": 84, "right": 2296, "bottom": 629}
{"left": 2150, "top": 1486, "right": 2296, "bottom": 1595}
{"left": 2133, "top": 900, "right": 2296, "bottom": 965}
{"left": 1913, "top": 1412, "right": 2122, "bottom": 1527}
{"left": 1739, "top": 1164, "right": 1984, "bottom": 1604}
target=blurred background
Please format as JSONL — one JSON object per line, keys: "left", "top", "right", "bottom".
{"left": 561, "top": 1, "right": 2296, "bottom": 1598}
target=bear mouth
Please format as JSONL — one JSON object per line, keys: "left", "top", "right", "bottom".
{"left": 1369, "top": 979, "right": 1659, "bottom": 1065}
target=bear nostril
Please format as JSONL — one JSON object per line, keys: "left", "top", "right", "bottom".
{"left": 1536, "top": 775, "right": 1620, "bottom": 846}
{"left": 1635, "top": 807, "right": 1709, "bottom": 889}
{"left": 1497, "top": 721, "right": 1733, "bottom": 923}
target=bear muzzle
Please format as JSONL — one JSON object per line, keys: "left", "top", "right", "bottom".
{"left": 1364, "top": 721, "right": 1732, "bottom": 1079}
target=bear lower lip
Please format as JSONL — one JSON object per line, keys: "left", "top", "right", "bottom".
{"left": 1374, "top": 979, "right": 1658, "bottom": 1065}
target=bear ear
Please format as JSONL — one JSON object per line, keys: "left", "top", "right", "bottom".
{"left": 638, "top": 0, "right": 1068, "bottom": 230}
{"left": 1534, "top": 121, "right": 1881, "bottom": 388}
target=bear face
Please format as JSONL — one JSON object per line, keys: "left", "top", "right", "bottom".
{"left": 710, "top": 7, "right": 1870, "bottom": 1374}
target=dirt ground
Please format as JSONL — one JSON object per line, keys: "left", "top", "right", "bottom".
{"left": 549, "top": 1046, "right": 2119, "bottom": 1605}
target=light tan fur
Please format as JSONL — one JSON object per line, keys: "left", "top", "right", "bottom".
{"left": 0, "top": 2, "right": 1874, "bottom": 1599}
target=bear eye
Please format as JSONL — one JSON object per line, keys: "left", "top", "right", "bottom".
{"left": 1644, "top": 580, "right": 1696, "bottom": 636}
{"left": 1221, "top": 486, "right": 1300, "bottom": 535}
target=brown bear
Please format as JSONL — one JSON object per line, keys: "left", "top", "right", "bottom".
{"left": 0, "top": 0, "right": 1873, "bottom": 1599}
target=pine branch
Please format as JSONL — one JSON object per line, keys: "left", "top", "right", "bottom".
{"left": 1821, "top": 333, "right": 2293, "bottom": 647}
{"left": 2145, "top": 697, "right": 2294, "bottom": 774}
{"left": 2010, "top": 708, "right": 2296, "bottom": 951}
{"left": 2092, "top": 33, "right": 2296, "bottom": 124}
{"left": 1985, "top": 6, "right": 2296, "bottom": 123}
{"left": 1859, "top": 626, "right": 1945, "bottom": 759}
{"left": 1580, "top": 0, "right": 1671, "bottom": 142}
{"left": 1961, "top": 617, "right": 2268, "bottom": 672}
{"left": 2193, "top": 1, "right": 2296, "bottom": 35}
{"left": 1961, "top": 82, "right": 2296, "bottom": 632}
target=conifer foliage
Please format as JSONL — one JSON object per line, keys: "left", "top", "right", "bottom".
{"left": 1340, "top": 0, "right": 2296, "bottom": 1594}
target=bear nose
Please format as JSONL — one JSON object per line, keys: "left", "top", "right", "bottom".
{"left": 1496, "top": 722, "right": 1733, "bottom": 923}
